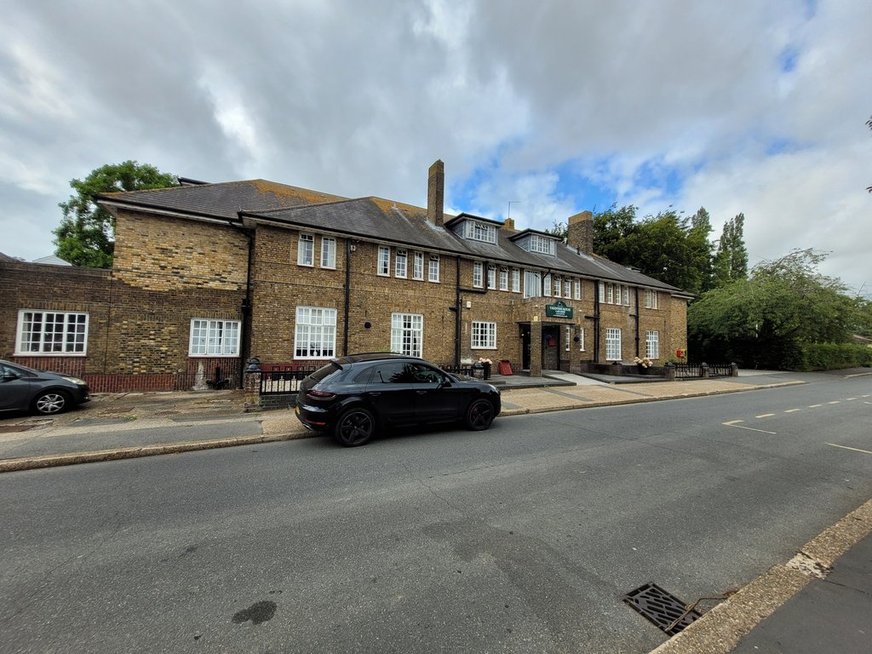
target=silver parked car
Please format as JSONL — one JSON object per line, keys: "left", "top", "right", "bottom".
{"left": 0, "top": 359, "right": 91, "bottom": 415}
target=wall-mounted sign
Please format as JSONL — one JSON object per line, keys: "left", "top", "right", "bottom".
{"left": 545, "top": 300, "right": 573, "bottom": 319}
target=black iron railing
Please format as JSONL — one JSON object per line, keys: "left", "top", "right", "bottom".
{"left": 259, "top": 367, "right": 319, "bottom": 395}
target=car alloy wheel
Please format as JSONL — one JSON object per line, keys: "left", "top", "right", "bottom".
{"left": 334, "top": 407, "right": 375, "bottom": 447}
{"left": 465, "top": 398, "right": 495, "bottom": 431}
{"left": 33, "top": 391, "right": 69, "bottom": 415}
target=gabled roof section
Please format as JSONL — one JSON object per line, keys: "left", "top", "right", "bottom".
{"left": 444, "top": 212, "right": 503, "bottom": 229}
{"left": 98, "top": 179, "right": 347, "bottom": 221}
{"left": 242, "top": 197, "right": 467, "bottom": 253}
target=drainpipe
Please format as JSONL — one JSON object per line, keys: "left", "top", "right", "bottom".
{"left": 237, "top": 226, "right": 255, "bottom": 388}
{"left": 454, "top": 255, "right": 461, "bottom": 366}
{"left": 343, "top": 239, "right": 352, "bottom": 355}
{"left": 634, "top": 287, "right": 641, "bottom": 357}
{"left": 593, "top": 281, "right": 601, "bottom": 362}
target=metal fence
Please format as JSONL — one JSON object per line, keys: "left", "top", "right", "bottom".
{"left": 674, "top": 363, "right": 736, "bottom": 380}
{"left": 259, "top": 366, "right": 319, "bottom": 395}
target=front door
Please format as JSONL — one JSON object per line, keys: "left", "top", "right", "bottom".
{"left": 543, "top": 326, "right": 560, "bottom": 369}
{"left": 520, "top": 325, "right": 531, "bottom": 370}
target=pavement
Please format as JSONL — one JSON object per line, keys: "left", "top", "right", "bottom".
{"left": 1, "top": 367, "right": 870, "bottom": 653}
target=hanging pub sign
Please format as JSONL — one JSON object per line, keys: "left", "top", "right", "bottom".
{"left": 545, "top": 300, "right": 573, "bottom": 319}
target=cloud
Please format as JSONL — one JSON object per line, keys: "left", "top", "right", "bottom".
{"left": 0, "top": 0, "right": 869, "bottom": 294}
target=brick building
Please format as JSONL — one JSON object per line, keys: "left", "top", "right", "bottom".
{"left": 0, "top": 161, "right": 691, "bottom": 391}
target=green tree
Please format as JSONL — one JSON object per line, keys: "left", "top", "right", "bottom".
{"left": 54, "top": 161, "right": 177, "bottom": 267}
{"left": 712, "top": 213, "right": 748, "bottom": 287}
{"left": 688, "top": 249, "right": 860, "bottom": 368}
{"left": 590, "top": 205, "right": 713, "bottom": 295}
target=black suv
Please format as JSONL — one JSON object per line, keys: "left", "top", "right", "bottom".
{"left": 295, "top": 353, "right": 501, "bottom": 446}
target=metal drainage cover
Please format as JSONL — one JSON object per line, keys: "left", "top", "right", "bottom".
{"left": 623, "top": 582, "right": 701, "bottom": 635}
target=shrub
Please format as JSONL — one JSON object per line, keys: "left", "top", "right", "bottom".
{"left": 793, "top": 343, "right": 872, "bottom": 371}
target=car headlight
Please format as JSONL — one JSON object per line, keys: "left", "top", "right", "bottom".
{"left": 62, "top": 376, "right": 87, "bottom": 386}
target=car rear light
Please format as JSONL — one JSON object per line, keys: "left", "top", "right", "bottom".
{"left": 306, "top": 389, "right": 336, "bottom": 400}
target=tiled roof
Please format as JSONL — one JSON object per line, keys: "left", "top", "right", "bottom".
{"left": 98, "top": 179, "right": 346, "bottom": 219}
{"left": 99, "top": 177, "right": 684, "bottom": 294}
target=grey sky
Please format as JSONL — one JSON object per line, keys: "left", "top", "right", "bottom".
{"left": 1, "top": 0, "right": 870, "bottom": 294}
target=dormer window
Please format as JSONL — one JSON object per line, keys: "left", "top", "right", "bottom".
{"left": 463, "top": 220, "right": 497, "bottom": 244}
{"left": 514, "top": 232, "right": 557, "bottom": 256}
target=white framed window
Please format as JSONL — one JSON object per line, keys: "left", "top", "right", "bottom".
{"left": 189, "top": 318, "right": 240, "bottom": 357}
{"left": 646, "top": 330, "right": 660, "bottom": 360}
{"left": 297, "top": 234, "right": 314, "bottom": 266}
{"left": 578, "top": 327, "right": 585, "bottom": 351}
{"left": 463, "top": 220, "right": 497, "bottom": 244}
{"left": 512, "top": 269, "right": 520, "bottom": 293}
{"left": 16, "top": 310, "right": 88, "bottom": 355}
{"left": 565, "top": 326, "right": 572, "bottom": 352}
{"left": 553, "top": 275, "right": 561, "bottom": 296}
{"left": 378, "top": 246, "right": 390, "bottom": 276}
{"left": 521, "top": 233, "right": 556, "bottom": 255}
{"left": 645, "top": 289, "right": 659, "bottom": 309}
{"left": 499, "top": 268, "right": 509, "bottom": 291}
{"left": 524, "top": 271, "right": 541, "bottom": 298}
{"left": 395, "top": 249, "right": 407, "bottom": 278}
{"left": 622, "top": 285, "right": 630, "bottom": 306}
{"left": 606, "top": 284, "right": 614, "bottom": 304}
{"left": 598, "top": 282, "right": 605, "bottom": 303}
{"left": 543, "top": 273, "right": 552, "bottom": 297}
{"left": 391, "top": 313, "right": 423, "bottom": 357}
{"left": 320, "top": 236, "right": 336, "bottom": 269}
{"left": 413, "top": 252, "right": 424, "bottom": 280}
{"left": 294, "top": 307, "right": 337, "bottom": 359}
{"left": 487, "top": 265, "right": 496, "bottom": 290}
{"left": 471, "top": 321, "right": 497, "bottom": 349}
{"left": 473, "top": 261, "right": 484, "bottom": 288}
{"left": 428, "top": 255, "right": 440, "bottom": 282}
{"left": 605, "top": 327, "right": 622, "bottom": 361}
{"left": 563, "top": 279, "right": 572, "bottom": 298}
{"left": 573, "top": 280, "right": 582, "bottom": 300}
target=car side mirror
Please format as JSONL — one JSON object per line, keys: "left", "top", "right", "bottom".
{"left": 439, "top": 377, "right": 452, "bottom": 388}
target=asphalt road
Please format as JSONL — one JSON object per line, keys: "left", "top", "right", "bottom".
{"left": 1, "top": 373, "right": 870, "bottom": 653}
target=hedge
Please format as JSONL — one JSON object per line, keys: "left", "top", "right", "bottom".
{"left": 793, "top": 343, "right": 872, "bottom": 371}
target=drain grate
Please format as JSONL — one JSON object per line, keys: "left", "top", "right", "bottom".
{"left": 623, "top": 582, "right": 701, "bottom": 635}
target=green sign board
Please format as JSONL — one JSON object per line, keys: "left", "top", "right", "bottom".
{"left": 545, "top": 300, "right": 573, "bottom": 319}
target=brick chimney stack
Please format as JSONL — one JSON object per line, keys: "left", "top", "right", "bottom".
{"left": 427, "top": 160, "right": 444, "bottom": 227}
{"left": 502, "top": 217, "right": 516, "bottom": 231}
{"left": 566, "top": 210, "right": 594, "bottom": 254}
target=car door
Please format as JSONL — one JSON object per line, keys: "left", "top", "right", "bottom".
{"left": 0, "top": 363, "right": 34, "bottom": 412}
{"left": 363, "top": 362, "right": 421, "bottom": 427}
{"left": 409, "top": 363, "right": 463, "bottom": 423}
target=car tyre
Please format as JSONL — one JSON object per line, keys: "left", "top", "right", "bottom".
{"left": 334, "top": 407, "right": 375, "bottom": 447}
{"left": 465, "top": 398, "right": 495, "bottom": 431}
{"left": 32, "top": 390, "right": 70, "bottom": 415}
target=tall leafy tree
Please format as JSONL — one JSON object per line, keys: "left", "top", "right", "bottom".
{"left": 712, "top": 213, "right": 748, "bottom": 287}
{"left": 689, "top": 249, "right": 860, "bottom": 368}
{"left": 54, "top": 161, "right": 177, "bottom": 267}
{"left": 591, "top": 205, "right": 713, "bottom": 295}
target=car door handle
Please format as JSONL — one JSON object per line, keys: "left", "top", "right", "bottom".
{"left": 416, "top": 390, "right": 428, "bottom": 395}
{"left": 368, "top": 392, "right": 382, "bottom": 397}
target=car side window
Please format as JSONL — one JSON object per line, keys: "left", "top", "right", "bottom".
{"left": 371, "top": 362, "right": 415, "bottom": 384}
{"left": 411, "top": 364, "right": 443, "bottom": 384}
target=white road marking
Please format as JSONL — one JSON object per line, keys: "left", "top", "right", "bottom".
{"left": 784, "top": 409, "right": 801, "bottom": 413}
{"left": 723, "top": 422, "right": 777, "bottom": 435}
{"left": 826, "top": 443, "right": 872, "bottom": 456}
{"left": 756, "top": 413, "right": 775, "bottom": 418}
{"left": 808, "top": 404, "right": 823, "bottom": 408}
{"left": 828, "top": 401, "right": 840, "bottom": 405}
{"left": 846, "top": 398, "right": 857, "bottom": 401}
